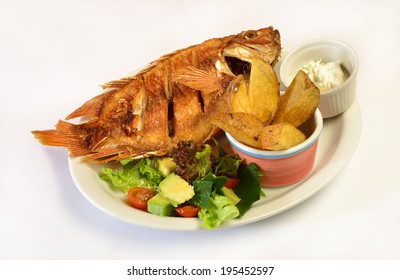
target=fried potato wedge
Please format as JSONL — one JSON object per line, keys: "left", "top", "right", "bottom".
{"left": 212, "top": 112, "right": 264, "bottom": 148}
{"left": 261, "top": 122, "right": 306, "bottom": 150}
{"left": 231, "top": 58, "right": 280, "bottom": 124}
{"left": 229, "top": 76, "right": 250, "bottom": 114}
{"left": 273, "top": 70, "right": 320, "bottom": 127}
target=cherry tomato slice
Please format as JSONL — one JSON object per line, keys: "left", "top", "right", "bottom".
{"left": 175, "top": 204, "right": 201, "bottom": 218}
{"left": 127, "top": 187, "right": 155, "bottom": 211}
{"left": 224, "top": 178, "right": 240, "bottom": 189}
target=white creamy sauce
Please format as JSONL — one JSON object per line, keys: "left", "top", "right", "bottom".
{"left": 300, "top": 59, "right": 347, "bottom": 93}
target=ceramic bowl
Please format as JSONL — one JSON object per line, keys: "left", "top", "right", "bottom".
{"left": 226, "top": 109, "right": 323, "bottom": 187}
{"left": 280, "top": 39, "right": 358, "bottom": 118}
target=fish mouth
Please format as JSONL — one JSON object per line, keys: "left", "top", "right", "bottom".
{"left": 225, "top": 56, "right": 251, "bottom": 79}
{"left": 221, "top": 43, "right": 280, "bottom": 79}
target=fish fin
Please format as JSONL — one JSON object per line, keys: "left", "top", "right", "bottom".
{"left": 80, "top": 148, "right": 128, "bottom": 163}
{"left": 66, "top": 89, "right": 115, "bottom": 120}
{"left": 80, "top": 147, "right": 168, "bottom": 163}
{"left": 203, "top": 127, "right": 223, "bottom": 143}
{"left": 101, "top": 77, "right": 135, "bottom": 90}
{"left": 32, "top": 120, "right": 88, "bottom": 157}
{"left": 173, "top": 66, "right": 224, "bottom": 93}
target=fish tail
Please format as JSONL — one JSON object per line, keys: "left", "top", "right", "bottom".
{"left": 32, "top": 120, "right": 88, "bottom": 156}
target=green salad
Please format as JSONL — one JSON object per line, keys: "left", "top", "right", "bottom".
{"left": 99, "top": 140, "right": 263, "bottom": 229}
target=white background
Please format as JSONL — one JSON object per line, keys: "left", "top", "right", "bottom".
{"left": 1, "top": 0, "right": 399, "bottom": 260}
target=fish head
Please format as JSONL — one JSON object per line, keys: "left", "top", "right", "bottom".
{"left": 218, "top": 27, "right": 281, "bottom": 77}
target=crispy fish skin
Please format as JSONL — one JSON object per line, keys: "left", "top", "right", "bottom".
{"left": 32, "top": 27, "right": 281, "bottom": 163}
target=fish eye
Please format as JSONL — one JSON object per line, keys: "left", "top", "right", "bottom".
{"left": 244, "top": 31, "right": 257, "bottom": 40}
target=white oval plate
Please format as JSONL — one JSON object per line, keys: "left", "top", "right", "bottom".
{"left": 68, "top": 99, "right": 361, "bottom": 231}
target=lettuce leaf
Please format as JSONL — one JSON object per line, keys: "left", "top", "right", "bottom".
{"left": 234, "top": 163, "right": 262, "bottom": 216}
{"left": 173, "top": 141, "right": 213, "bottom": 182}
{"left": 213, "top": 154, "right": 243, "bottom": 177}
{"left": 190, "top": 173, "right": 228, "bottom": 209}
{"left": 212, "top": 138, "right": 243, "bottom": 177}
{"left": 99, "top": 158, "right": 162, "bottom": 193}
{"left": 198, "top": 193, "right": 239, "bottom": 229}
{"left": 138, "top": 158, "right": 163, "bottom": 184}
{"left": 190, "top": 180, "right": 213, "bottom": 209}
{"left": 200, "top": 173, "right": 228, "bottom": 190}
{"left": 194, "top": 144, "right": 213, "bottom": 178}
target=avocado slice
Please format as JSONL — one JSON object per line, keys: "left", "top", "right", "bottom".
{"left": 159, "top": 173, "right": 195, "bottom": 205}
{"left": 155, "top": 157, "right": 177, "bottom": 177}
{"left": 147, "top": 193, "right": 174, "bottom": 216}
{"left": 221, "top": 187, "right": 241, "bottom": 205}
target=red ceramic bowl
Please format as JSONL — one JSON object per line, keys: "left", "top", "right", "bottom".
{"left": 226, "top": 109, "right": 323, "bottom": 187}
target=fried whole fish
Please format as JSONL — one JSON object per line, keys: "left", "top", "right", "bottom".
{"left": 32, "top": 27, "right": 281, "bottom": 163}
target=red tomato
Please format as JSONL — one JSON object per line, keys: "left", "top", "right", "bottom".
{"left": 224, "top": 178, "right": 240, "bottom": 189}
{"left": 175, "top": 204, "right": 201, "bottom": 218}
{"left": 127, "top": 187, "right": 155, "bottom": 211}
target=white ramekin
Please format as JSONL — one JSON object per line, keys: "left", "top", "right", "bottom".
{"left": 280, "top": 39, "right": 358, "bottom": 118}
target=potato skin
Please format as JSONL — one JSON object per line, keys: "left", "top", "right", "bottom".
{"left": 231, "top": 58, "right": 280, "bottom": 124}
{"left": 212, "top": 112, "right": 264, "bottom": 148}
{"left": 273, "top": 70, "right": 320, "bottom": 127}
{"left": 261, "top": 122, "right": 306, "bottom": 150}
